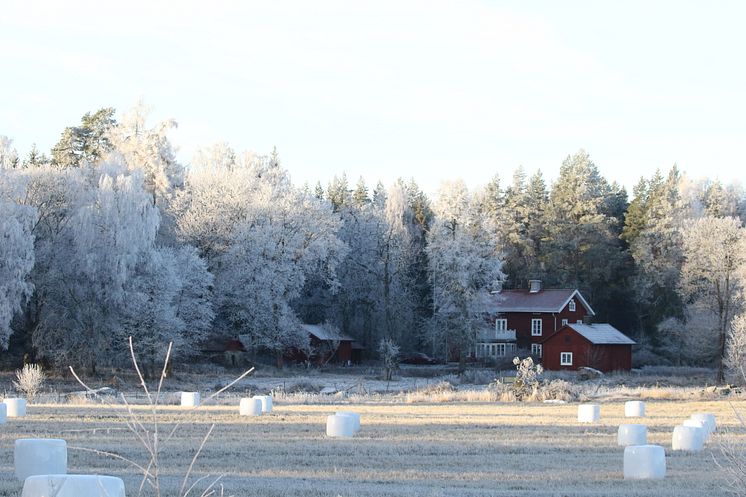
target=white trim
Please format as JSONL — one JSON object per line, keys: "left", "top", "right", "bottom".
{"left": 560, "top": 352, "right": 573, "bottom": 366}
{"left": 568, "top": 300, "right": 576, "bottom": 312}
{"left": 531, "top": 343, "right": 542, "bottom": 358}
{"left": 561, "top": 318, "right": 568, "bottom": 326}
{"left": 560, "top": 290, "right": 595, "bottom": 316}
{"left": 531, "top": 318, "right": 542, "bottom": 336}
{"left": 495, "top": 318, "right": 507, "bottom": 332}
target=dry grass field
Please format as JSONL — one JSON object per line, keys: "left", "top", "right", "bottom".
{"left": 0, "top": 397, "right": 743, "bottom": 497}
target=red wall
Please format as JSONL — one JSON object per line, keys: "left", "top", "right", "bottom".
{"left": 495, "top": 295, "right": 590, "bottom": 348}
{"left": 541, "top": 327, "right": 632, "bottom": 372}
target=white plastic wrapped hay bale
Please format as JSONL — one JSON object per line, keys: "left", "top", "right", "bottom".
{"left": 617, "top": 424, "right": 647, "bottom": 446}
{"left": 624, "top": 401, "right": 645, "bottom": 417}
{"left": 22, "top": 475, "right": 126, "bottom": 497}
{"left": 253, "top": 395, "right": 273, "bottom": 413}
{"left": 326, "top": 414, "right": 355, "bottom": 438}
{"left": 180, "top": 392, "right": 200, "bottom": 407}
{"left": 683, "top": 419, "right": 709, "bottom": 442}
{"left": 690, "top": 413, "right": 716, "bottom": 434}
{"left": 15, "top": 438, "right": 68, "bottom": 481}
{"left": 0, "top": 403, "right": 6, "bottom": 424}
{"left": 239, "top": 397, "right": 262, "bottom": 416}
{"left": 672, "top": 425, "right": 705, "bottom": 451}
{"left": 335, "top": 411, "right": 360, "bottom": 433}
{"left": 623, "top": 445, "right": 666, "bottom": 480}
{"left": 4, "top": 398, "right": 27, "bottom": 417}
{"left": 577, "top": 404, "right": 600, "bottom": 423}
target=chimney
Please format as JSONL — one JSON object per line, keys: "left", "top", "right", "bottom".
{"left": 528, "top": 280, "right": 542, "bottom": 293}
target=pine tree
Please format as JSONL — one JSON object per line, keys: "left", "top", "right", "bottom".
{"left": 50, "top": 108, "right": 116, "bottom": 168}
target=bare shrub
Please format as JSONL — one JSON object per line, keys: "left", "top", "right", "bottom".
{"left": 533, "top": 379, "right": 582, "bottom": 402}
{"left": 69, "top": 338, "right": 254, "bottom": 497}
{"left": 378, "top": 338, "right": 400, "bottom": 381}
{"left": 458, "top": 369, "right": 496, "bottom": 385}
{"left": 13, "top": 363, "right": 46, "bottom": 402}
{"left": 511, "top": 356, "right": 543, "bottom": 400}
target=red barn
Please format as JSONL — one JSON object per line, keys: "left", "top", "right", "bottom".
{"left": 285, "top": 324, "right": 362, "bottom": 365}
{"left": 541, "top": 323, "right": 635, "bottom": 372}
{"left": 474, "top": 280, "right": 595, "bottom": 361}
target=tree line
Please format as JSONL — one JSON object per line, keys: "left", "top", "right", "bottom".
{"left": 1, "top": 105, "right": 745, "bottom": 381}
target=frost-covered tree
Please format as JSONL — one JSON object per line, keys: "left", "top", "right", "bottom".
{"left": 33, "top": 166, "right": 160, "bottom": 372}
{"left": 1, "top": 136, "right": 20, "bottom": 170}
{"left": 22, "top": 144, "right": 49, "bottom": 168}
{"left": 321, "top": 179, "right": 428, "bottom": 353}
{"left": 623, "top": 166, "right": 686, "bottom": 337}
{"left": 175, "top": 151, "right": 346, "bottom": 365}
{"left": 0, "top": 172, "right": 37, "bottom": 348}
{"left": 119, "top": 245, "right": 214, "bottom": 376}
{"left": 427, "top": 180, "right": 505, "bottom": 367}
{"left": 726, "top": 313, "right": 746, "bottom": 383}
{"left": 107, "top": 101, "right": 184, "bottom": 205}
{"left": 679, "top": 216, "right": 746, "bottom": 382}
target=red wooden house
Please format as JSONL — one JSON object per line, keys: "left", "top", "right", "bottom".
{"left": 475, "top": 280, "right": 595, "bottom": 361}
{"left": 540, "top": 323, "right": 635, "bottom": 372}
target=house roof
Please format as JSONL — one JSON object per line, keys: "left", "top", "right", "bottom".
{"left": 487, "top": 289, "right": 595, "bottom": 316}
{"left": 301, "top": 324, "right": 354, "bottom": 342}
{"left": 552, "top": 323, "right": 636, "bottom": 345}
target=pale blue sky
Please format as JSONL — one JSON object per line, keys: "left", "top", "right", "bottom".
{"left": 1, "top": 1, "right": 744, "bottom": 195}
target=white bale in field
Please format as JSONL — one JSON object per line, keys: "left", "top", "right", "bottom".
{"left": 683, "top": 419, "right": 710, "bottom": 441}
{"left": 624, "top": 401, "right": 646, "bottom": 417}
{"left": 690, "top": 413, "right": 716, "bottom": 434}
{"left": 623, "top": 445, "right": 666, "bottom": 480}
{"left": 15, "top": 438, "right": 68, "bottom": 481}
{"left": 336, "top": 411, "right": 361, "bottom": 433}
{"left": 672, "top": 425, "right": 705, "bottom": 451}
{"left": 577, "top": 404, "right": 600, "bottom": 423}
{"left": 253, "top": 395, "right": 272, "bottom": 413}
{"left": 0, "top": 403, "right": 6, "bottom": 424}
{"left": 617, "top": 424, "right": 647, "bottom": 446}
{"left": 326, "top": 414, "right": 355, "bottom": 437}
{"left": 180, "top": 392, "right": 200, "bottom": 407}
{"left": 22, "top": 475, "right": 126, "bottom": 497}
{"left": 239, "top": 397, "right": 262, "bottom": 416}
{"left": 4, "top": 398, "right": 27, "bottom": 417}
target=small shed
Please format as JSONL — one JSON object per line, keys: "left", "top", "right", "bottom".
{"left": 540, "top": 323, "right": 635, "bottom": 372}
{"left": 286, "top": 324, "right": 361, "bottom": 365}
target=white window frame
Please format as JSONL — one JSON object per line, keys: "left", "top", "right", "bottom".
{"left": 577, "top": 319, "right": 583, "bottom": 324}
{"left": 531, "top": 318, "right": 542, "bottom": 336}
{"left": 569, "top": 300, "right": 576, "bottom": 312}
{"left": 495, "top": 318, "right": 507, "bottom": 332}
{"left": 560, "top": 352, "right": 573, "bottom": 366}
{"left": 496, "top": 343, "right": 506, "bottom": 357}
{"left": 561, "top": 318, "right": 568, "bottom": 326}
{"left": 531, "top": 343, "right": 542, "bottom": 357}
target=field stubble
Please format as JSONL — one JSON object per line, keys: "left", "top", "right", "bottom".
{"left": 0, "top": 399, "right": 740, "bottom": 497}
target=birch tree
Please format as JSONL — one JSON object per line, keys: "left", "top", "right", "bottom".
{"left": 0, "top": 172, "right": 37, "bottom": 347}
{"left": 33, "top": 167, "right": 160, "bottom": 372}
{"left": 680, "top": 216, "right": 746, "bottom": 382}
{"left": 427, "top": 180, "right": 505, "bottom": 367}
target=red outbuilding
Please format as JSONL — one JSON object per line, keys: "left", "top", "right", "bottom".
{"left": 540, "top": 323, "right": 635, "bottom": 372}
